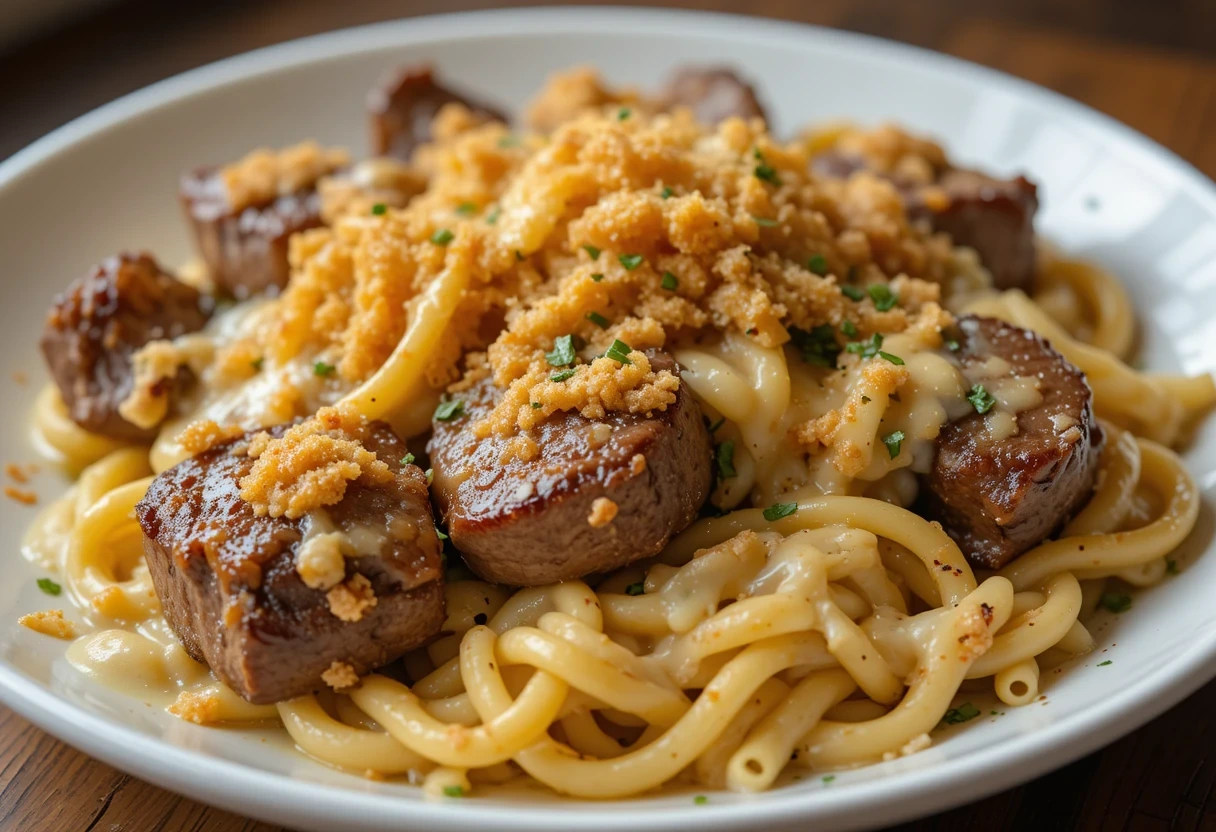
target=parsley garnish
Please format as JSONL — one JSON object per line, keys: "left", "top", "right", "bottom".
{"left": 431, "top": 228, "right": 454, "bottom": 245}
{"left": 400, "top": 453, "right": 415, "bottom": 466}
{"left": 531, "top": 402, "right": 542, "bottom": 409}
{"left": 1166, "top": 559, "right": 1180, "bottom": 575}
{"left": 436, "top": 529, "right": 448, "bottom": 541}
{"left": 942, "top": 702, "right": 981, "bottom": 725}
{"left": 661, "top": 186, "right": 674, "bottom": 199}
{"left": 752, "top": 215, "right": 778, "bottom": 227}
{"left": 807, "top": 254, "right": 828, "bottom": 276}
{"left": 966, "top": 384, "right": 997, "bottom": 415}
{"left": 618, "top": 253, "right": 645, "bottom": 270}
{"left": 442, "top": 785, "right": 464, "bottom": 797}
{"left": 845, "top": 333, "right": 884, "bottom": 359}
{"left": 618, "top": 107, "right": 631, "bottom": 120}
{"left": 371, "top": 202, "right": 387, "bottom": 216}
{"left": 434, "top": 399, "right": 465, "bottom": 421}
{"left": 822, "top": 775, "right": 836, "bottom": 784}
{"left": 753, "top": 149, "right": 781, "bottom": 185}
{"left": 716, "top": 440, "right": 736, "bottom": 479}
{"left": 625, "top": 582, "right": 645, "bottom": 596}
{"left": 604, "top": 339, "right": 633, "bottom": 365}
{"left": 841, "top": 284, "right": 865, "bottom": 301}
{"left": 763, "top": 502, "right": 797, "bottom": 521}
{"left": 693, "top": 795, "right": 709, "bottom": 805}
{"left": 425, "top": 468, "right": 434, "bottom": 485}
{"left": 841, "top": 320, "right": 858, "bottom": 337}
{"left": 879, "top": 351, "right": 905, "bottom": 365}
{"left": 313, "top": 360, "right": 336, "bottom": 377}
{"left": 545, "top": 334, "right": 577, "bottom": 367}
{"left": 497, "top": 135, "right": 519, "bottom": 148}
{"left": 944, "top": 338, "right": 960, "bottom": 352}
{"left": 583, "top": 244, "right": 601, "bottom": 261}
{"left": 251, "top": 357, "right": 264, "bottom": 372}
{"left": 550, "top": 369, "right": 577, "bottom": 383}
{"left": 1099, "top": 593, "right": 1132, "bottom": 613}
{"left": 883, "top": 430, "right": 905, "bottom": 459}
{"left": 707, "top": 416, "right": 726, "bottom": 433}
{"left": 789, "top": 324, "right": 842, "bottom": 369}
{"left": 661, "top": 272, "right": 679, "bottom": 291}
{"left": 586, "top": 311, "right": 610, "bottom": 329}
{"left": 36, "top": 577, "right": 61, "bottom": 596}
{"left": 868, "top": 284, "right": 898, "bottom": 311}
{"left": 590, "top": 273, "right": 604, "bottom": 282}
{"left": 455, "top": 202, "right": 476, "bottom": 216}
{"left": 1098, "top": 660, "right": 1113, "bottom": 666}
{"left": 485, "top": 206, "right": 501, "bottom": 225}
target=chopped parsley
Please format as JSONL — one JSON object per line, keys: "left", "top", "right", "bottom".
{"left": 661, "top": 271, "right": 679, "bottom": 291}
{"left": 497, "top": 135, "right": 519, "bottom": 148}
{"left": 841, "top": 284, "right": 865, "bottom": 301}
{"left": 867, "top": 284, "right": 898, "bottom": 311}
{"left": 1098, "top": 660, "right": 1113, "bottom": 666}
{"left": 545, "top": 334, "right": 577, "bottom": 367}
{"left": 313, "top": 360, "right": 336, "bottom": 377}
{"left": 693, "top": 795, "right": 709, "bottom": 805}
{"left": 1099, "top": 593, "right": 1132, "bottom": 613}
{"left": 604, "top": 339, "right": 634, "bottom": 365}
{"left": 431, "top": 228, "right": 454, "bottom": 245}
{"left": 753, "top": 149, "right": 781, "bottom": 185}
{"left": 941, "top": 702, "right": 981, "bottom": 725}
{"left": 1166, "top": 559, "right": 1180, "bottom": 575}
{"left": 550, "top": 369, "right": 577, "bottom": 383}
{"left": 789, "top": 324, "right": 842, "bottom": 369}
{"left": 966, "top": 384, "right": 997, "bottom": 415}
{"left": 586, "top": 311, "right": 610, "bottom": 329}
{"left": 883, "top": 430, "right": 905, "bottom": 459}
{"left": 531, "top": 402, "right": 542, "bottom": 409}
{"left": 763, "top": 502, "right": 797, "bottom": 521}
{"left": 590, "top": 273, "right": 604, "bottom": 282}
{"left": 485, "top": 206, "right": 501, "bottom": 225}
{"left": 752, "top": 215, "right": 778, "bottom": 227}
{"left": 618, "top": 106, "right": 632, "bottom": 120}
{"left": 841, "top": 320, "right": 858, "bottom": 338}
{"left": 845, "top": 332, "right": 885, "bottom": 359}
{"left": 371, "top": 202, "right": 387, "bottom": 216}
{"left": 251, "top": 357, "right": 264, "bottom": 372}
{"left": 425, "top": 468, "right": 434, "bottom": 485}
{"left": 716, "top": 440, "right": 737, "bottom": 479}
{"left": 944, "top": 338, "right": 960, "bottom": 352}
{"left": 661, "top": 186, "right": 674, "bottom": 199}
{"left": 455, "top": 202, "right": 477, "bottom": 216}
{"left": 442, "top": 785, "right": 464, "bottom": 798}
{"left": 807, "top": 254, "right": 828, "bottom": 276}
{"left": 583, "top": 244, "right": 602, "bottom": 261}
{"left": 625, "top": 582, "right": 645, "bottom": 596}
{"left": 434, "top": 399, "right": 465, "bottom": 422}
{"left": 822, "top": 775, "right": 836, "bottom": 784}
{"left": 400, "top": 453, "right": 415, "bottom": 466}
{"left": 436, "top": 529, "right": 449, "bottom": 541}
{"left": 36, "top": 577, "right": 61, "bottom": 596}
{"left": 618, "top": 253, "right": 645, "bottom": 270}
{"left": 707, "top": 416, "right": 726, "bottom": 433}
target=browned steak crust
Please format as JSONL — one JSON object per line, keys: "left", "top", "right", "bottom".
{"left": 920, "top": 315, "right": 1103, "bottom": 569}
{"left": 427, "top": 352, "right": 713, "bottom": 586}
{"left": 40, "top": 252, "right": 211, "bottom": 441}
{"left": 658, "top": 66, "right": 768, "bottom": 125}
{"left": 137, "top": 422, "right": 444, "bottom": 704}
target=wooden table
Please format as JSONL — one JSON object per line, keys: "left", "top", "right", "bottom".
{"left": 2, "top": 1, "right": 1214, "bottom": 829}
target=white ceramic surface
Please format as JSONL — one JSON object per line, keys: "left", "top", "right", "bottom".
{"left": 1, "top": 8, "right": 1214, "bottom": 832}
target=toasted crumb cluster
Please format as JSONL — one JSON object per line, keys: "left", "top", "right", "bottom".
{"left": 326, "top": 573, "right": 378, "bottom": 622}
{"left": 18, "top": 609, "right": 75, "bottom": 639}
{"left": 587, "top": 497, "right": 618, "bottom": 528}
{"left": 168, "top": 690, "right": 224, "bottom": 724}
{"left": 321, "top": 660, "right": 360, "bottom": 690}
{"left": 220, "top": 141, "right": 350, "bottom": 213}
{"left": 178, "top": 419, "right": 247, "bottom": 455}
{"left": 239, "top": 405, "right": 392, "bottom": 518}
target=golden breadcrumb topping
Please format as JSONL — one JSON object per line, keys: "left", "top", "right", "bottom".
{"left": 220, "top": 141, "right": 350, "bottom": 213}
{"left": 239, "top": 405, "right": 392, "bottom": 518}
{"left": 326, "top": 574, "right": 378, "bottom": 622}
{"left": 178, "top": 419, "right": 247, "bottom": 455}
{"left": 18, "top": 609, "right": 75, "bottom": 639}
{"left": 168, "top": 690, "right": 224, "bottom": 724}
{"left": 806, "top": 123, "right": 949, "bottom": 185}
{"left": 587, "top": 497, "right": 618, "bottom": 528}
{"left": 321, "top": 660, "right": 360, "bottom": 690}
{"left": 525, "top": 66, "right": 647, "bottom": 134}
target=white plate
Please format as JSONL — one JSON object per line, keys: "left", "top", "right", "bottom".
{"left": 2, "top": 7, "right": 1214, "bottom": 832}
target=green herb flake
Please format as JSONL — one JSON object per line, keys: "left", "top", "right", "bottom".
{"left": 941, "top": 702, "right": 981, "bottom": 725}
{"left": 313, "top": 360, "right": 336, "bottom": 377}
{"left": 550, "top": 369, "right": 577, "bottom": 383}
{"left": 845, "top": 333, "right": 885, "bottom": 360}
{"left": 497, "top": 135, "right": 519, "bottom": 148}
{"left": 944, "top": 338, "right": 961, "bottom": 352}
{"left": 716, "top": 440, "right": 736, "bottom": 479}
{"left": 618, "top": 253, "right": 645, "bottom": 271}
{"left": 36, "top": 577, "right": 61, "bottom": 596}
{"left": 583, "top": 244, "right": 602, "bottom": 261}
{"left": 625, "top": 582, "right": 645, "bottom": 597}
{"left": 436, "top": 529, "right": 449, "bottom": 541}
{"left": 883, "top": 430, "right": 906, "bottom": 459}
{"left": 586, "top": 311, "right": 610, "bottom": 329}
{"left": 618, "top": 107, "right": 632, "bottom": 121}
{"left": 531, "top": 402, "right": 542, "bottom": 409}
{"left": 878, "top": 351, "right": 905, "bottom": 366}
{"left": 753, "top": 150, "right": 782, "bottom": 186}
{"left": 1099, "top": 593, "right": 1132, "bottom": 614}
{"left": 752, "top": 215, "right": 778, "bottom": 227}
{"left": 455, "top": 202, "right": 477, "bottom": 216}
{"left": 442, "top": 785, "right": 464, "bottom": 798}
{"left": 1098, "top": 660, "right": 1113, "bottom": 666}
{"left": 867, "top": 284, "right": 898, "bottom": 312}
{"left": 693, "top": 795, "right": 709, "bottom": 806}
{"left": 661, "top": 272, "right": 679, "bottom": 291}
{"left": 431, "top": 228, "right": 455, "bottom": 245}
{"left": 251, "top": 357, "right": 264, "bottom": 372}
{"left": 707, "top": 416, "right": 726, "bottom": 433}
{"left": 434, "top": 399, "right": 465, "bottom": 422}
{"left": 545, "top": 334, "right": 578, "bottom": 367}
{"left": 485, "top": 206, "right": 501, "bottom": 225}
{"left": 371, "top": 202, "right": 387, "bottom": 216}
{"left": 789, "top": 324, "right": 842, "bottom": 369}
{"left": 1166, "top": 559, "right": 1180, "bottom": 575}
{"left": 660, "top": 186, "right": 674, "bottom": 199}
{"left": 822, "top": 775, "right": 836, "bottom": 784}
{"left": 841, "top": 284, "right": 865, "bottom": 301}
{"left": 425, "top": 468, "right": 434, "bottom": 485}
{"left": 841, "top": 320, "right": 858, "bottom": 338}
{"left": 763, "top": 502, "right": 798, "bottom": 522}
{"left": 966, "top": 384, "right": 997, "bottom": 414}
{"left": 590, "top": 273, "right": 604, "bottom": 283}
{"left": 400, "top": 453, "right": 415, "bottom": 466}
{"left": 807, "top": 254, "right": 828, "bottom": 276}
{"left": 604, "top": 339, "right": 634, "bottom": 365}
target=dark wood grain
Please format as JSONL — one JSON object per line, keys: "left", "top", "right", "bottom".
{"left": 2, "top": 2, "right": 1214, "bottom": 830}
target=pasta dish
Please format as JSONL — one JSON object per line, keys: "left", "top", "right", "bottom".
{"left": 14, "top": 63, "right": 1215, "bottom": 800}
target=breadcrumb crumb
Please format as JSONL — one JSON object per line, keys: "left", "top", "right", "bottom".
{"left": 168, "top": 690, "right": 224, "bottom": 724}
{"left": 18, "top": 609, "right": 75, "bottom": 639}
{"left": 321, "top": 660, "right": 360, "bottom": 690}
{"left": 178, "top": 420, "right": 247, "bottom": 455}
{"left": 587, "top": 497, "right": 618, "bottom": 528}
{"left": 326, "top": 573, "right": 378, "bottom": 622}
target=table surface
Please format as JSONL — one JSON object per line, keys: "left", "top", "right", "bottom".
{"left": 2, "top": 1, "right": 1215, "bottom": 830}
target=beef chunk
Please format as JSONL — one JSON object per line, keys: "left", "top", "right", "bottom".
{"left": 179, "top": 168, "right": 325, "bottom": 299}
{"left": 427, "top": 352, "right": 713, "bottom": 586}
{"left": 812, "top": 153, "right": 1039, "bottom": 291}
{"left": 40, "top": 252, "right": 210, "bottom": 441}
{"left": 137, "top": 422, "right": 444, "bottom": 704}
{"left": 920, "top": 315, "right": 1103, "bottom": 569}
{"left": 658, "top": 66, "right": 767, "bottom": 125}
{"left": 367, "top": 64, "right": 507, "bottom": 162}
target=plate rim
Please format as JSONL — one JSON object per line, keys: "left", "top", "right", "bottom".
{"left": 2, "top": 6, "right": 1214, "bottom": 831}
